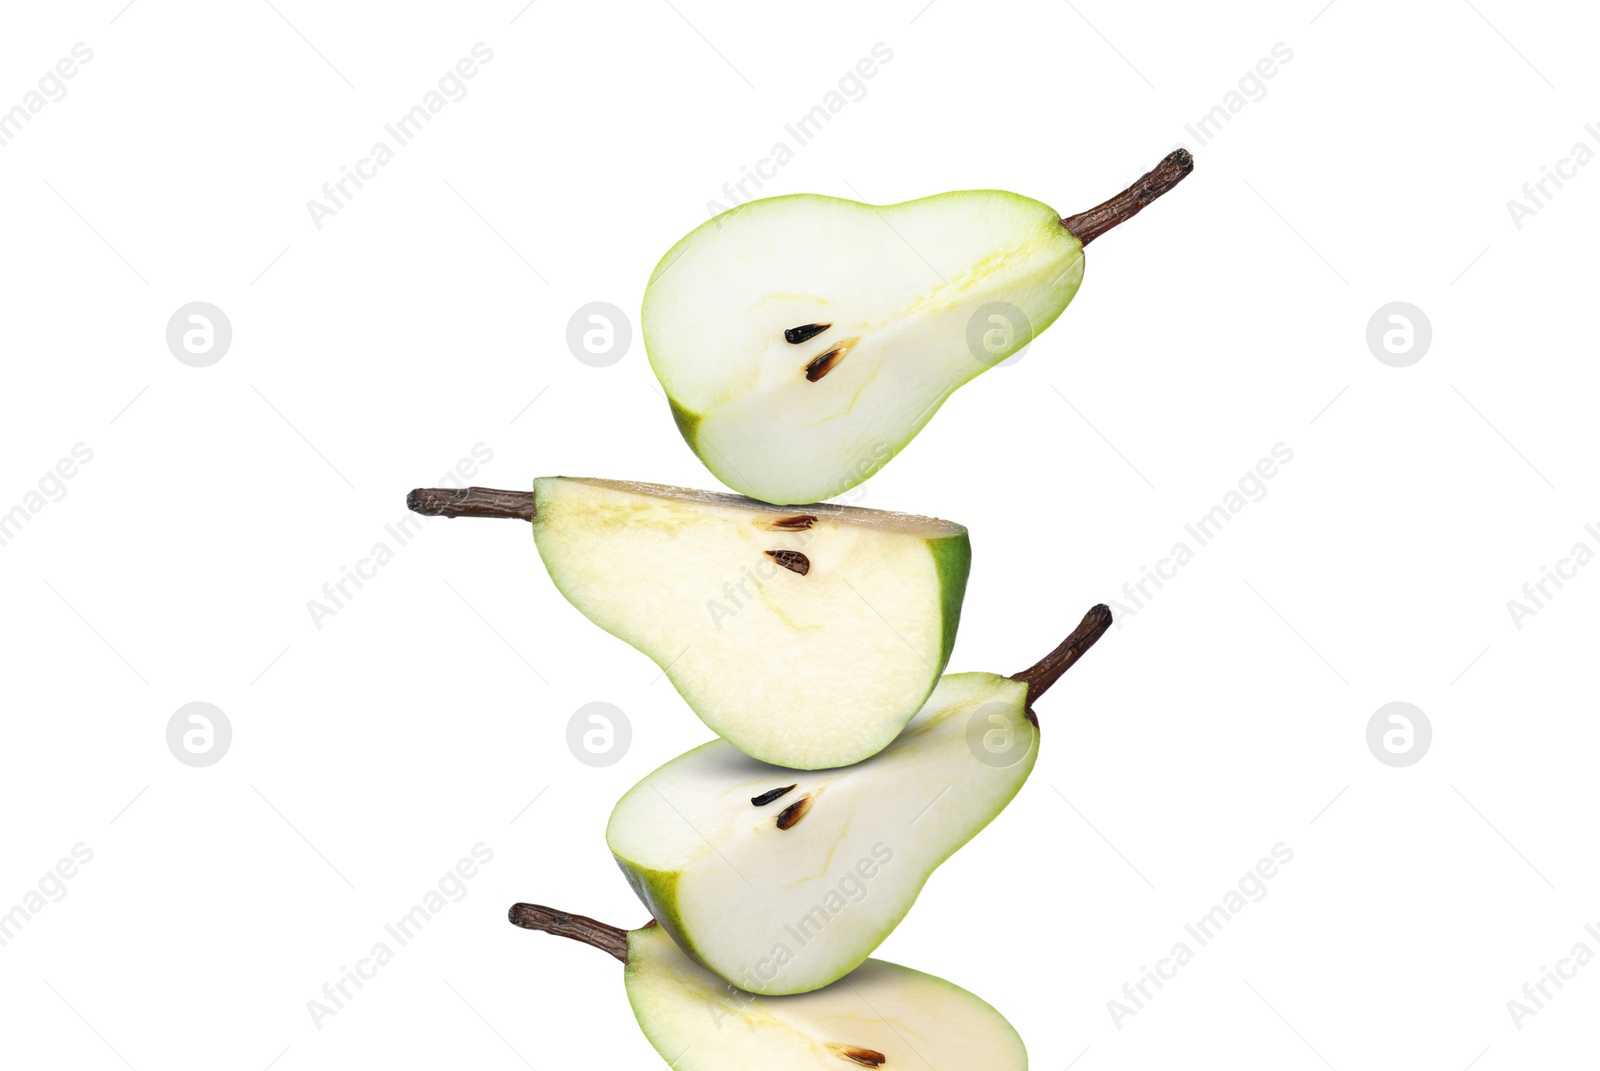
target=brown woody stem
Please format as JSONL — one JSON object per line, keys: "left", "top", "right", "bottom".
{"left": 1009, "top": 604, "right": 1113, "bottom": 720}
{"left": 1061, "top": 149, "right": 1194, "bottom": 245}
{"left": 508, "top": 903, "right": 630, "bottom": 964}
{"left": 407, "top": 486, "right": 535, "bottom": 521}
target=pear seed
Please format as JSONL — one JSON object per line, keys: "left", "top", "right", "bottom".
{"left": 751, "top": 784, "right": 798, "bottom": 807}
{"left": 768, "top": 514, "right": 817, "bottom": 531}
{"left": 775, "top": 794, "right": 814, "bottom": 830}
{"left": 766, "top": 550, "right": 810, "bottom": 576}
{"left": 830, "top": 1045, "right": 887, "bottom": 1067}
{"left": 784, "top": 322, "right": 831, "bottom": 345}
{"left": 804, "top": 345, "right": 847, "bottom": 382}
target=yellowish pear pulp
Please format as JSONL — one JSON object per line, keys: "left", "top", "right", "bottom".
{"left": 643, "top": 190, "right": 1085, "bottom": 504}
{"left": 624, "top": 923, "right": 1027, "bottom": 1070}
{"left": 530, "top": 476, "right": 970, "bottom": 768}
{"left": 608, "top": 672, "right": 1037, "bottom": 995}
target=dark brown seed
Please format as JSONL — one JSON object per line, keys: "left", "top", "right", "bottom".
{"left": 831, "top": 1046, "right": 887, "bottom": 1067}
{"left": 776, "top": 794, "right": 814, "bottom": 830}
{"left": 804, "top": 346, "right": 846, "bottom": 382}
{"left": 784, "top": 322, "right": 831, "bottom": 345}
{"left": 768, "top": 514, "right": 817, "bottom": 531}
{"left": 766, "top": 550, "right": 810, "bottom": 576}
{"left": 751, "top": 784, "right": 798, "bottom": 807}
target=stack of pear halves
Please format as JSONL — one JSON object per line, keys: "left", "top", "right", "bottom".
{"left": 408, "top": 148, "right": 1192, "bottom": 1069}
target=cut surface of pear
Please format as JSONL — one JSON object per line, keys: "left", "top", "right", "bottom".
{"left": 607, "top": 605, "right": 1112, "bottom": 996}
{"left": 408, "top": 478, "right": 969, "bottom": 769}
{"left": 646, "top": 191, "right": 1080, "bottom": 505}
{"left": 643, "top": 150, "right": 1193, "bottom": 504}
{"left": 508, "top": 904, "right": 1027, "bottom": 1070}
{"left": 626, "top": 923, "right": 1025, "bottom": 1070}
{"left": 533, "top": 477, "right": 968, "bottom": 768}
{"left": 610, "top": 673, "right": 1029, "bottom": 996}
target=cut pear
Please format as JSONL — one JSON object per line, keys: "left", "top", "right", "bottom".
{"left": 647, "top": 189, "right": 1080, "bottom": 507}
{"left": 608, "top": 673, "right": 1027, "bottom": 996}
{"left": 607, "top": 605, "right": 1112, "bottom": 995}
{"left": 626, "top": 924, "right": 1026, "bottom": 1070}
{"left": 508, "top": 904, "right": 1027, "bottom": 1070}
{"left": 643, "top": 150, "right": 1193, "bottom": 504}
{"left": 407, "top": 479, "right": 969, "bottom": 769}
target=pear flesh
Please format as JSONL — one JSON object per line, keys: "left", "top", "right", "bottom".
{"left": 531, "top": 476, "right": 969, "bottom": 769}
{"left": 624, "top": 922, "right": 1027, "bottom": 1070}
{"left": 608, "top": 671, "right": 1036, "bottom": 995}
{"left": 644, "top": 190, "right": 1085, "bottom": 504}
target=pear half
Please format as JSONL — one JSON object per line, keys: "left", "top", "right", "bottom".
{"left": 407, "top": 479, "right": 969, "bottom": 769}
{"left": 508, "top": 904, "right": 1027, "bottom": 1070}
{"left": 607, "top": 605, "right": 1112, "bottom": 995}
{"left": 643, "top": 150, "right": 1193, "bottom": 504}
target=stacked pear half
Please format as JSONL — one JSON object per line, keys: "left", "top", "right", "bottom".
{"left": 510, "top": 905, "right": 1027, "bottom": 1071}
{"left": 644, "top": 149, "right": 1194, "bottom": 504}
{"left": 532, "top": 477, "right": 968, "bottom": 768}
{"left": 611, "top": 671, "right": 1035, "bottom": 995}
{"left": 408, "top": 476, "right": 968, "bottom": 769}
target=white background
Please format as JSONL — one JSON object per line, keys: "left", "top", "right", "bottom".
{"left": 2, "top": 0, "right": 1596, "bottom": 1067}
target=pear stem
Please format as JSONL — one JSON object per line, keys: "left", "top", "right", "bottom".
{"left": 1009, "top": 604, "right": 1113, "bottom": 717}
{"left": 1061, "top": 149, "right": 1194, "bottom": 245}
{"left": 408, "top": 486, "right": 535, "bottom": 521}
{"left": 508, "top": 903, "right": 630, "bottom": 963}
